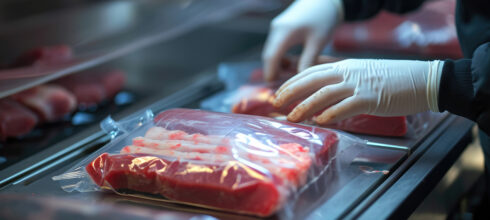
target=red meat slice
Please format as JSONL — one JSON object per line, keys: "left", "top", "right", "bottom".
{"left": 231, "top": 85, "right": 407, "bottom": 137}
{"left": 86, "top": 153, "right": 283, "bottom": 217}
{"left": 0, "top": 99, "right": 38, "bottom": 140}
{"left": 55, "top": 70, "right": 126, "bottom": 107}
{"left": 87, "top": 109, "right": 338, "bottom": 216}
{"left": 11, "top": 85, "right": 77, "bottom": 122}
{"left": 322, "top": 115, "right": 407, "bottom": 137}
{"left": 332, "top": 0, "right": 462, "bottom": 59}
{"left": 10, "top": 45, "right": 72, "bottom": 68}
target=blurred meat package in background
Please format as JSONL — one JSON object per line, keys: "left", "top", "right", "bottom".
{"left": 332, "top": 0, "right": 462, "bottom": 58}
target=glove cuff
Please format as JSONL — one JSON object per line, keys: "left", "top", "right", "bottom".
{"left": 427, "top": 60, "right": 443, "bottom": 112}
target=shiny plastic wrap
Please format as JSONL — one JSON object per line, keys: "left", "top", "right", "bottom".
{"left": 332, "top": 0, "right": 462, "bottom": 58}
{"left": 53, "top": 108, "right": 367, "bottom": 217}
{"left": 201, "top": 61, "right": 436, "bottom": 137}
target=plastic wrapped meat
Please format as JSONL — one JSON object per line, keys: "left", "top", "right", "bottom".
{"left": 55, "top": 70, "right": 126, "bottom": 107}
{"left": 85, "top": 109, "right": 338, "bottom": 217}
{"left": 332, "top": 0, "right": 462, "bottom": 59}
{"left": 10, "top": 45, "right": 72, "bottom": 68}
{"left": 231, "top": 85, "right": 407, "bottom": 137}
{"left": 0, "top": 99, "right": 38, "bottom": 140}
{"left": 11, "top": 85, "right": 77, "bottom": 122}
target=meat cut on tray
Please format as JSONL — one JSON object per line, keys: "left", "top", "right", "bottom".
{"left": 55, "top": 70, "right": 126, "bottom": 108}
{"left": 0, "top": 99, "right": 38, "bottom": 140}
{"left": 86, "top": 109, "right": 338, "bottom": 217}
{"left": 11, "top": 85, "right": 77, "bottom": 122}
{"left": 231, "top": 84, "right": 407, "bottom": 137}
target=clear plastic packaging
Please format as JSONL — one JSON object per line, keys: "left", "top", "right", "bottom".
{"left": 201, "top": 60, "right": 435, "bottom": 137}
{"left": 53, "top": 108, "right": 368, "bottom": 217}
{"left": 332, "top": 0, "right": 462, "bottom": 59}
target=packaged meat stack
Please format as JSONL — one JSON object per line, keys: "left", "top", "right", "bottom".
{"left": 54, "top": 109, "right": 365, "bottom": 217}
{"left": 332, "top": 0, "right": 462, "bottom": 59}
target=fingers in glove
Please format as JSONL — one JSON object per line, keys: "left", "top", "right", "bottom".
{"left": 274, "top": 68, "right": 343, "bottom": 108}
{"left": 298, "top": 35, "right": 329, "bottom": 72}
{"left": 314, "top": 96, "right": 366, "bottom": 125}
{"left": 287, "top": 83, "right": 353, "bottom": 123}
{"left": 262, "top": 30, "right": 300, "bottom": 82}
{"left": 276, "top": 63, "right": 334, "bottom": 95}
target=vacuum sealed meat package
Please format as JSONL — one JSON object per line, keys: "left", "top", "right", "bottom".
{"left": 332, "top": 0, "right": 462, "bottom": 59}
{"left": 53, "top": 108, "right": 367, "bottom": 217}
{"left": 202, "top": 61, "right": 419, "bottom": 137}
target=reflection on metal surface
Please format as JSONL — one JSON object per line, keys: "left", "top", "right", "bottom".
{"left": 359, "top": 166, "right": 389, "bottom": 175}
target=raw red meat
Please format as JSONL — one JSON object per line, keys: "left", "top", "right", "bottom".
{"left": 10, "top": 45, "right": 72, "bottom": 68}
{"left": 0, "top": 99, "right": 38, "bottom": 140}
{"left": 86, "top": 109, "right": 338, "bottom": 216}
{"left": 87, "top": 153, "right": 283, "bottom": 216}
{"left": 231, "top": 85, "right": 407, "bottom": 137}
{"left": 325, "top": 114, "right": 407, "bottom": 137}
{"left": 11, "top": 85, "right": 77, "bottom": 122}
{"left": 55, "top": 70, "right": 126, "bottom": 107}
{"left": 332, "top": 0, "right": 462, "bottom": 59}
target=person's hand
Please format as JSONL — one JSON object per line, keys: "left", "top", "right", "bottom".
{"left": 262, "top": 0, "right": 343, "bottom": 82}
{"left": 273, "top": 59, "right": 443, "bottom": 124}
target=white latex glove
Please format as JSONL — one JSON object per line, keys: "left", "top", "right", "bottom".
{"left": 273, "top": 59, "right": 443, "bottom": 124}
{"left": 262, "top": 0, "right": 343, "bottom": 82}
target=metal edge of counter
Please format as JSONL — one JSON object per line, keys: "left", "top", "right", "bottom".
{"left": 342, "top": 115, "right": 474, "bottom": 219}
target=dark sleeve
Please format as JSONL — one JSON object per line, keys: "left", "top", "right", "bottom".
{"left": 438, "top": 42, "right": 490, "bottom": 135}
{"left": 341, "top": 0, "right": 426, "bottom": 21}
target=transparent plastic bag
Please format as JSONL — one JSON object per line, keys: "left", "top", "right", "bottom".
{"left": 332, "top": 0, "right": 462, "bottom": 59}
{"left": 201, "top": 60, "right": 440, "bottom": 138}
{"left": 53, "top": 108, "right": 368, "bottom": 217}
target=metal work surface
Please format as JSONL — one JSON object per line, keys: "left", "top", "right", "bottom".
{"left": 352, "top": 116, "right": 474, "bottom": 219}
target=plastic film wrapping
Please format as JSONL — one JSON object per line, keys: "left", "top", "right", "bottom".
{"left": 53, "top": 108, "right": 368, "bottom": 217}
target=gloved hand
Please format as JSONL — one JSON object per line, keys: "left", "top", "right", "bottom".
{"left": 262, "top": 0, "right": 344, "bottom": 82}
{"left": 273, "top": 59, "right": 443, "bottom": 124}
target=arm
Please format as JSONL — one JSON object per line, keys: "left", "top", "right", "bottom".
{"left": 439, "top": 43, "right": 490, "bottom": 134}
{"left": 342, "top": 0, "right": 427, "bottom": 21}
